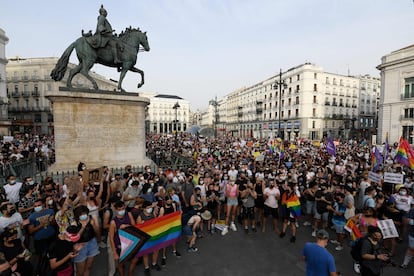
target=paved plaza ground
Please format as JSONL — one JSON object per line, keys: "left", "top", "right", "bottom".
{"left": 92, "top": 218, "right": 414, "bottom": 276}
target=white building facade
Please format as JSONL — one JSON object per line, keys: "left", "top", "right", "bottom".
{"left": 377, "top": 45, "right": 414, "bottom": 144}
{"left": 210, "top": 63, "right": 379, "bottom": 140}
{"left": 144, "top": 94, "right": 190, "bottom": 134}
{"left": 0, "top": 28, "right": 10, "bottom": 135}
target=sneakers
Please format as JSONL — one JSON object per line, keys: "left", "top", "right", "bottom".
{"left": 303, "top": 221, "right": 312, "bottom": 226}
{"left": 187, "top": 246, "right": 198, "bottom": 253}
{"left": 144, "top": 267, "right": 151, "bottom": 276}
{"left": 295, "top": 222, "right": 299, "bottom": 228}
{"left": 172, "top": 250, "right": 181, "bottom": 258}
{"left": 400, "top": 264, "right": 408, "bottom": 270}
{"left": 230, "top": 222, "right": 237, "bottom": 231}
{"left": 353, "top": 263, "right": 360, "bottom": 274}
{"left": 335, "top": 245, "right": 343, "bottom": 251}
{"left": 290, "top": 236, "right": 296, "bottom": 243}
{"left": 151, "top": 263, "right": 161, "bottom": 271}
{"left": 161, "top": 257, "right": 166, "bottom": 267}
{"left": 221, "top": 226, "right": 229, "bottom": 236}
{"left": 311, "top": 231, "right": 316, "bottom": 237}
{"left": 330, "top": 240, "right": 339, "bottom": 245}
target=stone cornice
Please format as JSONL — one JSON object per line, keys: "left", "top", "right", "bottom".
{"left": 377, "top": 55, "right": 414, "bottom": 71}
{"left": 0, "top": 58, "right": 8, "bottom": 65}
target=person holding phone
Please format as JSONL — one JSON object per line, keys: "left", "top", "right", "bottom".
{"left": 49, "top": 225, "right": 82, "bottom": 276}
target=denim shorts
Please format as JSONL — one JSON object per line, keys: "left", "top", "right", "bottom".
{"left": 314, "top": 211, "right": 329, "bottom": 221}
{"left": 74, "top": 238, "right": 100, "bottom": 263}
{"left": 227, "top": 198, "right": 238, "bottom": 206}
{"left": 183, "top": 225, "right": 193, "bottom": 237}
{"left": 306, "top": 201, "right": 315, "bottom": 215}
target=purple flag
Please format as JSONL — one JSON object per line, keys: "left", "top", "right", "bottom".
{"left": 326, "top": 137, "right": 336, "bottom": 156}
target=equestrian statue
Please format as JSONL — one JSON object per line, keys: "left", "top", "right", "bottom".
{"left": 51, "top": 5, "right": 150, "bottom": 91}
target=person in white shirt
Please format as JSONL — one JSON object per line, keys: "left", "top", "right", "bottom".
{"left": 392, "top": 187, "right": 414, "bottom": 240}
{"left": 0, "top": 202, "right": 23, "bottom": 240}
{"left": 262, "top": 179, "right": 281, "bottom": 234}
{"left": 3, "top": 175, "right": 22, "bottom": 204}
{"left": 228, "top": 166, "right": 238, "bottom": 181}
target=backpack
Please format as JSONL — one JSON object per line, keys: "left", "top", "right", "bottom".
{"left": 36, "top": 252, "right": 54, "bottom": 276}
{"left": 350, "top": 236, "right": 370, "bottom": 262}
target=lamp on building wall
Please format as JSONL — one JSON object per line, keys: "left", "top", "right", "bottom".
{"left": 209, "top": 96, "right": 219, "bottom": 138}
{"left": 173, "top": 101, "right": 180, "bottom": 147}
{"left": 273, "top": 69, "right": 287, "bottom": 139}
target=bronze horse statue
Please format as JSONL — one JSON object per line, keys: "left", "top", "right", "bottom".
{"left": 51, "top": 27, "right": 150, "bottom": 91}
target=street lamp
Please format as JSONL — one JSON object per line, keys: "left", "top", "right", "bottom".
{"left": 209, "top": 96, "right": 219, "bottom": 138}
{"left": 173, "top": 101, "right": 180, "bottom": 147}
{"left": 273, "top": 69, "right": 287, "bottom": 139}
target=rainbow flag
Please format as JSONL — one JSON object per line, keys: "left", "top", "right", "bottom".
{"left": 279, "top": 143, "right": 285, "bottom": 159}
{"left": 269, "top": 140, "right": 275, "bottom": 154}
{"left": 135, "top": 211, "right": 182, "bottom": 258}
{"left": 395, "top": 137, "right": 414, "bottom": 169}
{"left": 344, "top": 219, "right": 362, "bottom": 241}
{"left": 283, "top": 193, "right": 301, "bottom": 218}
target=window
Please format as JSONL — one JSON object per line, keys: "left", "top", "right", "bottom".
{"left": 326, "top": 77, "right": 330, "bottom": 84}
{"left": 404, "top": 77, "right": 414, "bottom": 98}
{"left": 264, "top": 104, "right": 267, "bottom": 110}
{"left": 297, "top": 74, "right": 300, "bottom": 81}
{"left": 34, "top": 114, "right": 41, "bottom": 123}
{"left": 296, "top": 97, "right": 299, "bottom": 104}
{"left": 295, "top": 109, "right": 299, "bottom": 116}
{"left": 314, "top": 73, "right": 317, "bottom": 79}
{"left": 312, "top": 108, "right": 316, "bottom": 117}
{"left": 313, "top": 84, "right": 317, "bottom": 92}
{"left": 281, "top": 111, "right": 284, "bottom": 118}
{"left": 313, "top": 96, "right": 317, "bottom": 104}
{"left": 404, "top": 108, "right": 414, "bottom": 118}
{"left": 288, "top": 110, "right": 291, "bottom": 117}
{"left": 14, "top": 85, "right": 18, "bottom": 93}
{"left": 269, "top": 103, "right": 272, "bottom": 109}
{"left": 296, "top": 85, "right": 300, "bottom": 92}
{"left": 35, "top": 99, "right": 39, "bottom": 108}
{"left": 403, "top": 126, "right": 413, "bottom": 144}
{"left": 288, "top": 98, "right": 291, "bottom": 106}
{"left": 312, "top": 121, "right": 315, "bottom": 128}
{"left": 25, "top": 99, "right": 29, "bottom": 109}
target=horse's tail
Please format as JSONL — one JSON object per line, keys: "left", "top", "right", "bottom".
{"left": 50, "top": 41, "right": 76, "bottom": 81}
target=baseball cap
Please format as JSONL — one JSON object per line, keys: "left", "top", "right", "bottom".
{"left": 316, "top": 229, "right": 329, "bottom": 240}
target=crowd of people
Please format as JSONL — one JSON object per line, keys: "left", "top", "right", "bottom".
{"left": 0, "top": 133, "right": 412, "bottom": 275}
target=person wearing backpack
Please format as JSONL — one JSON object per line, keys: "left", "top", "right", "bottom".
{"left": 360, "top": 226, "right": 389, "bottom": 276}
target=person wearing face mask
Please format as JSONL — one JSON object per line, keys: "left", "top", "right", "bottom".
{"left": 109, "top": 201, "right": 134, "bottom": 276}
{"left": 122, "top": 181, "right": 141, "bottom": 212}
{"left": 28, "top": 198, "right": 54, "bottom": 254}
{"left": 139, "top": 184, "right": 155, "bottom": 204}
{"left": 3, "top": 175, "right": 22, "bottom": 206}
{"left": 391, "top": 187, "right": 413, "bottom": 242}
{"left": 18, "top": 180, "right": 39, "bottom": 221}
{"left": 73, "top": 205, "right": 100, "bottom": 276}
{"left": 48, "top": 225, "right": 82, "bottom": 276}
{"left": 0, "top": 203, "right": 23, "bottom": 240}
{"left": 130, "top": 201, "right": 161, "bottom": 275}
{"left": 360, "top": 226, "right": 389, "bottom": 276}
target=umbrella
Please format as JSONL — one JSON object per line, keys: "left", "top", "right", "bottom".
{"left": 189, "top": 125, "right": 201, "bottom": 135}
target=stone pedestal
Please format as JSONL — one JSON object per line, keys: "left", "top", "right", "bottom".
{"left": 46, "top": 88, "right": 150, "bottom": 172}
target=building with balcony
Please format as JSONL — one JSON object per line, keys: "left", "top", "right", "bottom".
{"left": 0, "top": 28, "right": 10, "bottom": 135}
{"left": 211, "top": 63, "right": 379, "bottom": 140}
{"left": 377, "top": 44, "right": 414, "bottom": 144}
{"left": 6, "top": 57, "right": 118, "bottom": 135}
{"left": 143, "top": 93, "right": 190, "bottom": 135}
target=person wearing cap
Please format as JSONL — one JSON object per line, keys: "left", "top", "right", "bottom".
{"left": 360, "top": 226, "right": 389, "bottom": 276}
{"left": 302, "top": 229, "right": 338, "bottom": 276}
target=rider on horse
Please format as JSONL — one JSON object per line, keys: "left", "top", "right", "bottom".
{"left": 95, "top": 5, "right": 121, "bottom": 64}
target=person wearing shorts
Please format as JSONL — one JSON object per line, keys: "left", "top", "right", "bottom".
{"left": 262, "top": 180, "right": 280, "bottom": 234}
{"left": 73, "top": 205, "right": 100, "bottom": 276}
{"left": 221, "top": 181, "right": 239, "bottom": 236}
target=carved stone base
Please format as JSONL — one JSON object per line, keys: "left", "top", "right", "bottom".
{"left": 46, "top": 89, "right": 150, "bottom": 172}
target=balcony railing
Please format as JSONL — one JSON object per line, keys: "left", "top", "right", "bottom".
{"left": 256, "top": 108, "right": 263, "bottom": 114}
{"left": 22, "top": 91, "right": 30, "bottom": 98}
{"left": 325, "top": 102, "right": 330, "bottom": 106}
{"left": 32, "top": 91, "right": 40, "bottom": 97}
{"left": 12, "top": 92, "right": 20, "bottom": 98}
{"left": 400, "top": 115, "right": 414, "bottom": 120}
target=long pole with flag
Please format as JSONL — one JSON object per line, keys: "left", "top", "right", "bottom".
{"left": 326, "top": 136, "right": 336, "bottom": 157}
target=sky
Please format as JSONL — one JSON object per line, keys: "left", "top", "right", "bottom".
{"left": 1, "top": 0, "right": 414, "bottom": 111}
